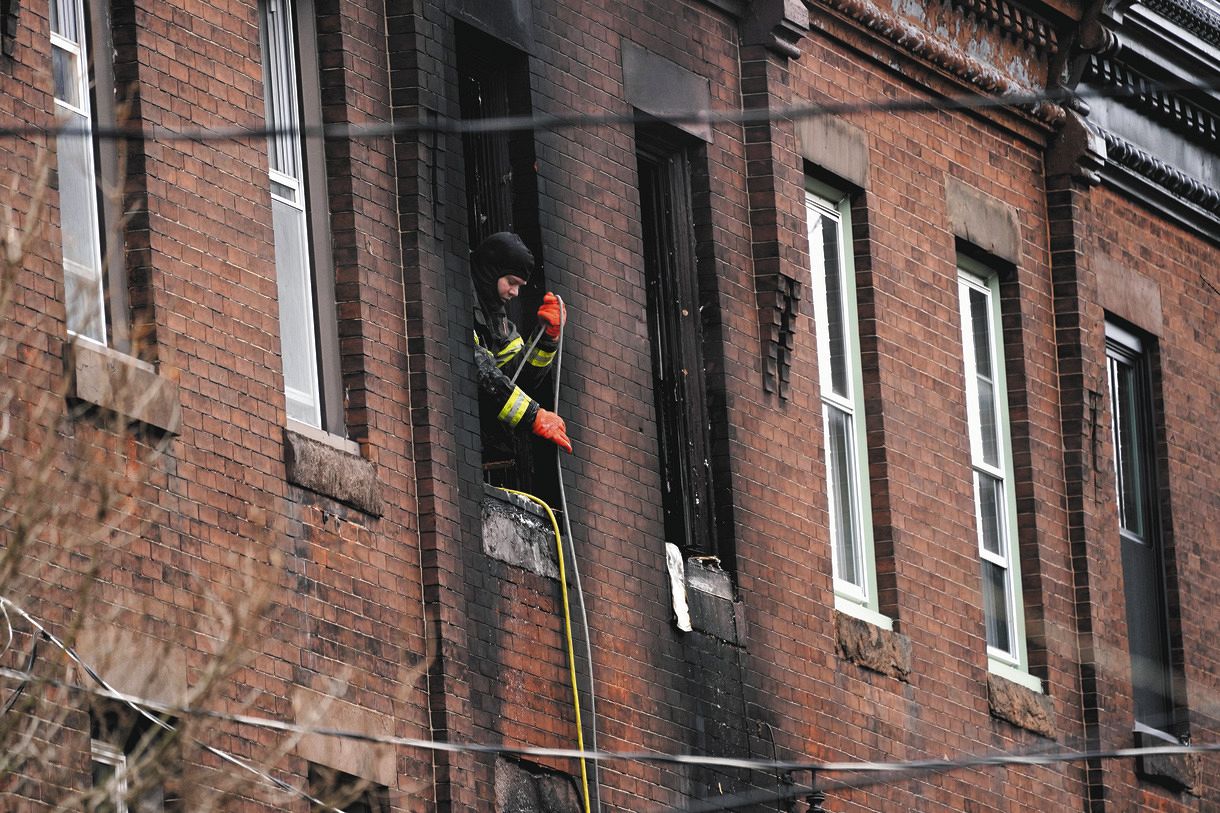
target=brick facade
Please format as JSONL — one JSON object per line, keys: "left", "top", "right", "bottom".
{"left": 1, "top": 0, "right": 1216, "bottom": 811}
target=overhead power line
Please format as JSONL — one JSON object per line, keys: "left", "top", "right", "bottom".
{"left": 1, "top": 595, "right": 1217, "bottom": 812}
{"left": 1, "top": 660, "right": 1217, "bottom": 794}
{"left": 0, "top": 597, "right": 346, "bottom": 813}
{"left": 0, "top": 76, "right": 1218, "bottom": 143}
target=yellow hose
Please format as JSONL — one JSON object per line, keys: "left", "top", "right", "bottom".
{"left": 503, "top": 489, "right": 592, "bottom": 813}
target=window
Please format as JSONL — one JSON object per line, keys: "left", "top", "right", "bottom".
{"left": 806, "top": 187, "right": 886, "bottom": 627}
{"left": 51, "top": 0, "right": 126, "bottom": 347}
{"left": 91, "top": 704, "right": 173, "bottom": 813}
{"left": 456, "top": 25, "right": 553, "bottom": 496}
{"left": 635, "top": 126, "right": 717, "bottom": 557}
{"left": 1106, "top": 321, "right": 1179, "bottom": 736}
{"left": 308, "top": 764, "right": 389, "bottom": 813}
{"left": 457, "top": 25, "right": 541, "bottom": 252}
{"left": 956, "top": 261, "right": 1037, "bottom": 689}
{"left": 259, "top": 0, "right": 343, "bottom": 433}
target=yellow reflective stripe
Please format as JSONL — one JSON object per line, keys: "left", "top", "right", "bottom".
{"left": 529, "top": 347, "right": 556, "bottom": 367}
{"left": 494, "top": 336, "right": 523, "bottom": 368}
{"left": 473, "top": 330, "right": 482, "bottom": 346}
{"left": 497, "top": 387, "right": 531, "bottom": 427}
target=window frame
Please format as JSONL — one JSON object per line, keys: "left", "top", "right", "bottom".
{"left": 258, "top": 0, "right": 344, "bottom": 436}
{"left": 1105, "top": 319, "right": 1180, "bottom": 738}
{"left": 91, "top": 738, "right": 130, "bottom": 813}
{"left": 308, "top": 763, "right": 390, "bottom": 813}
{"left": 956, "top": 258, "right": 1038, "bottom": 691}
{"left": 90, "top": 702, "right": 171, "bottom": 813}
{"left": 456, "top": 25, "right": 555, "bottom": 498}
{"left": 51, "top": 0, "right": 128, "bottom": 347}
{"left": 635, "top": 125, "right": 718, "bottom": 559}
{"left": 805, "top": 182, "right": 887, "bottom": 629}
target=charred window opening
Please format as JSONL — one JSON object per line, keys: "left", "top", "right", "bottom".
{"left": 457, "top": 24, "right": 557, "bottom": 500}
{"left": 307, "top": 764, "right": 390, "bottom": 813}
{"left": 90, "top": 701, "right": 178, "bottom": 812}
{"left": 635, "top": 122, "right": 718, "bottom": 558}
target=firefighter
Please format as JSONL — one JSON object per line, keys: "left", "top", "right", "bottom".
{"left": 471, "top": 231, "right": 572, "bottom": 454}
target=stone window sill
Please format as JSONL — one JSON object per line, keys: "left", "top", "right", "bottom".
{"left": 682, "top": 554, "right": 742, "bottom": 644}
{"left": 987, "top": 672, "right": 1055, "bottom": 738}
{"left": 283, "top": 420, "right": 381, "bottom": 515}
{"left": 834, "top": 610, "right": 911, "bottom": 680}
{"left": 1134, "top": 725, "right": 1199, "bottom": 793}
{"left": 67, "top": 337, "right": 180, "bottom": 434}
{"left": 481, "top": 484, "right": 559, "bottom": 579}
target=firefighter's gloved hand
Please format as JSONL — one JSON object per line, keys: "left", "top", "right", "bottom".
{"left": 532, "top": 408, "right": 572, "bottom": 452}
{"left": 537, "top": 292, "right": 567, "bottom": 339}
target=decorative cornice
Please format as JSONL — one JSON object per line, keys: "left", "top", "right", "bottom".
{"left": 1085, "top": 55, "right": 1220, "bottom": 144}
{"left": 947, "top": 0, "right": 1059, "bottom": 55}
{"left": 1139, "top": 0, "right": 1220, "bottom": 46}
{"left": 822, "top": 0, "right": 1068, "bottom": 126}
{"left": 1046, "top": 111, "right": 1107, "bottom": 184}
{"left": 1102, "top": 130, "right": 1220, "bottom": 213}
{"left": 742, "top": 0, "right": 811, "bottom": 60}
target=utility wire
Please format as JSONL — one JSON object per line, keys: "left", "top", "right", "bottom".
{"left": 0, "top": 597, "right": 345, "bottom": 813}
{"left": 2, "top": 660, "right": 1217, "bottom": 784}
{"left": 2, "top": 591, "right": 1217, "bottom": 785}
{"left": 1, "top": 76, "right": 1219, "bottom": 143}
{"left": 676, "top": 738, "right": 1215, "bottom": 812}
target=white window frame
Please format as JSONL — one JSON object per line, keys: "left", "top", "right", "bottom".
{"left": 91, "top": 739, "right": 129, "bottom": 813}
{"left": 261, "top": 0, "right": 324, "bottom": 428}
{"left": 957, "top": 259, "right": 1039, "bottom": 692}
{"left": 806, "top": 185, "right": 888, "bottom": 630}
{"left": 51, "top": 0, "right": 107, "bottom": 344}
{"left": 260, "top": 0, "right": 346, "bottom": 436}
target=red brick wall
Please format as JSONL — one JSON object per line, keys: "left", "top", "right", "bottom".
{"left": 2, "top": 0, "right": 428, "bottom": 808}
{"left": 2, "top": 0, "right": 1216, "bottom": 810}
{"left": 1056, "top": 182, "right": 1220, "bottom": 811}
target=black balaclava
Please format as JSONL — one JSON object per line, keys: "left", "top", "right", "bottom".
{"left": 470, "top": 232, "right": 535, "bottom": 344}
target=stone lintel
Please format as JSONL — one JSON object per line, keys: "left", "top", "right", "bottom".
{"left": 945, "top": 176, "right": 1022, "bottom": 265}
{"left": 796, "top": 115, "right": 870, "bottom": 189}
{"left": 293, "top": 688, "right": 397, "bottom": 788}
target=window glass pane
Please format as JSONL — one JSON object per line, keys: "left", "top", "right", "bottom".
{"left": 271, "top": 178, "right": 297, "bottom": 203}
{"left": 820, "top": 215, "right": 850, "bottom": 398}
{"left": 976, "top": 471, "right": 1005, "bottom": 557}
{"left": 262, "top": 0, "right": 301, "bottom": 182}
{"left": 57, "top": 126, "right": 100, "bottom": 270}
{"left": 51, "top": 0, "right": 79, "bottom": 41}
{"left": 982, "top": 559, "right": 1012, "bottom": 653}
{"left": 56, "top": 118, "right": 105, "bottom": 342}
{"left": 827, "top": 405, "right": 862, "bottom": 589}
{"left": 975, "top": 375, "right": 999, "bottom": 468}
{"left": 968, "top": 287, "right": 1001, "bottom": 467}
{"left": 1110, "top": 357, "right": 1146, "bottom": 538}
{"left": 969, "top": 287, "right": 992, "bottom": 379}
{"left": 53, "top": 46, "right": 80, "bottom": 106}
{"left": 272, "top": 197, "right": 321, "bottom": 426}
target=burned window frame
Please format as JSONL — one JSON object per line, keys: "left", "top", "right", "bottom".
{"left": 634, "top": 122, "right": 719, "bottom": 559}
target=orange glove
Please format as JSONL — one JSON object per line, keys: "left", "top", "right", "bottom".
{"left": 532, "top": 408, "right": 572, "bottom": 452}
{"left": 537, "top": 292, "right": 567, "bottom": 339}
